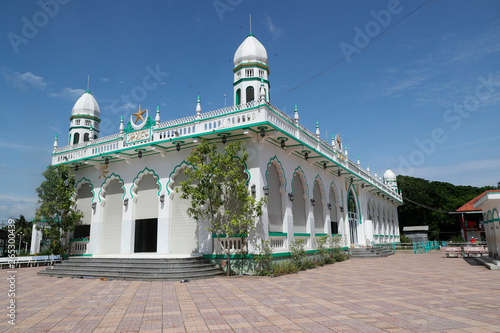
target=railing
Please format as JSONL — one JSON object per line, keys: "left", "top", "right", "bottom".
{"left": 412, "top": 241, "right": 440, "bottom": 254}
{"left": 69, "top": 238, "right": 90, "bottom": 256}
{"left": 214, "top": 237, "right": 245, "bottom": 255}
{"left": 53, "top": 100, "right": 402, "bottom": 202}
{"left": 269, "top": 235, "right": 287, "bottom": 251}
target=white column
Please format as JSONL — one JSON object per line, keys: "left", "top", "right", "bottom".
{"left": 157, "top": 190, "right": 169, "bottom": 253}
{"left": 121, "top": 194, "right": 134, "bottom": 254}
{"left": 89, "top": 202, "right": 102, "bottom": 255}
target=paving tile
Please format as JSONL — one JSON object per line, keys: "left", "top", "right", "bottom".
{"left": 2, "top": 252, "right": 500, "bottom": 332}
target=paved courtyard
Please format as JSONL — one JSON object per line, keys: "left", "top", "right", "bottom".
{"left": 1, "top": 252, "right": 500, "bottom": 332}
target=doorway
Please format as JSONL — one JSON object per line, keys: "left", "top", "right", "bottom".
{"left": 134, "top": 218, "right": 157, "bottom": 252}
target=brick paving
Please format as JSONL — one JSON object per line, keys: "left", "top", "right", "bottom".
{"left": 1, "top": 252, "right": 500, "bottom": 332}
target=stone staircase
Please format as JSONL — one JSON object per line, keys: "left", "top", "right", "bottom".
{"left": 349, "top": 246, "right": 395, "bottom": 259}
{"left": 37, "top": 256, "right": 224, "bottom": 281}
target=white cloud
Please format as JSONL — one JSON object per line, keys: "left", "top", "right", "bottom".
{"left": 50, "top": 87, "right": 85, "bottom": 100}
{"left": 264, "top": 15, "right": 284, "bottom": 40}
{"left": 103, "top": 102, "right": 136, "bottom": 114}
{"left": 100, "top": 77, "right": 109, "bottom": 83}
{"left": 1, "top": 66, "right": 47, "bottom": 90}
{"left": 0, "top": 195, "right": 38, "bottom": 221}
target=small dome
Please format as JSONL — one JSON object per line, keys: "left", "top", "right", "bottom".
{"left": 383, "top": 168, "right": 397, "bottom": 182}
{"left": 72, "top": 90, "right": 100, "bottom": 118}
{"left": 233, "top": 34, "right": 268, "bottom": 66}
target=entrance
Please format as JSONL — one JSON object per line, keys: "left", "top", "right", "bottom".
{"left": 134, "top": 218, "right": 158, "bottom": 252}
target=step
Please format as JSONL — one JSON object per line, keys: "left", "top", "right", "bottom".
{"left": 37, "top": 256, "right": 224, "bottom": 281}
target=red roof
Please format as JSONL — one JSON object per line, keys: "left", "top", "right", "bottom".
{"left": 456, "top": 190, "right": 500, "bottom": 212}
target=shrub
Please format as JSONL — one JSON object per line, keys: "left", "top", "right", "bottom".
{"left": 269, "top": 261, "right": 299, "bottom": 277}
{"left": 290, "top": 238, "right": 306, "bottom": 270}
{"left": 255, "top": 239, "right": 273, "bottom": 276}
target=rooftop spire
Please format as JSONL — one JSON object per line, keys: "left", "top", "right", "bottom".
{"left": 249, "top": 14, "right": 252, "bottom": 35}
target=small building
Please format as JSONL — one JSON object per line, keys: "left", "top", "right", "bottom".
{"left": 454, "top": 192, "right": 496, "bottom": 242}
{"left": 403, "top": 226, "right": 429, "bottom": 243}
{"left": 471, "top": 190, "right": 500, "bottom": 259}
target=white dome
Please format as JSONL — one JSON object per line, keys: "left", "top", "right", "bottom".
{"left": 233, "top": 34, "right": 268, "bottom": 66}
{"left": 72, "top": 90, "right": 100, "bottom": 117}
{"left": 383, "top": 168, "right": 397, "bottom": 182}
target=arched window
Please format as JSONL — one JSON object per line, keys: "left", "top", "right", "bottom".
{"left": 236, "top": 89, "right": 241, "bottom": 105}
{"left": 83, "top": 133, "right": 90, "bottom": 142}
{"left": 73, "top": 133, "right": 80, "bottom": 145}
{"left": 246, "top": 86, "right": 254, "bottom": 103}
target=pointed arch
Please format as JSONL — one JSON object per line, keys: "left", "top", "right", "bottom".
{"left": 493, "top": 209, "right": 499, "bottom": 220}
{"left": 347, "top": 183, "right": 361, "bottom": 244}
{"left": 99, "top": 173, "right": 126, "bottom": 204}
{"left": 313, "top": 175, "right": 326, "bottom": 203}
{"left": 313, "top": 175, "right": 326, "bottom": 233}
{"left": 130, "top": 167, "right": 161, "bottom": 201}
{"left": 487, "top": 210, "right": 492, "bottom": 222}
{"left": 266, "top": 156, "right": 286, "bottom": 233}
{"left": 265, "top": 156, "right": 287, "bottom": 192}
{"left": 75, "top": 177, "right": 94, "bottom": 202}
{"left": 292, "top": 167, "right": 308, "bottom": 233}
{"left": 167, "top": 160, "right": 193, "bottom": 194}
{"left": 291, "top": 166, "right": 309, "bottom": 196}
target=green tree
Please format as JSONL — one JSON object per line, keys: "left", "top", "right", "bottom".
{"left": 178, "top": 139, "right": 265, "bottom": 276}
{"left": 397, "top": 175, "right": 494, "bottom": 240}
{"left": 15, "top": 215, "right": 32, "bottom": 253}
{"left": 35, "top": 164, "right": 82, "bottom": 256}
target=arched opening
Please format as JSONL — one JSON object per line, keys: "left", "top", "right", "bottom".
{"left": 134, "top": 174, "right": 160, "bottom": 253}
{"left": 267, "top": 163, "right": 284, "bottom": 232}
{"left": 246, "top": 86, "right": 254, "bottom": 103}
{"left": 83, "top": 133, "right": 90, "bottom": 142}
{"left": 236, "top": 89, "right": 241, "bottom": 105}
{"left": 313, "top": 181, "right": 324, "bottom": 234}
{"left": 329, "top": 187, "right": 338, "bottom": 234}
{"left": 348, "top": 189, "right": 359, "bottom": 244}
{"left": 74, "top": 182, "right": 92, "bottom": 239}
{"left": 170, "top": 167, "right": 199, "bottom": 254}
{"left": 73, "top": 132, "right": 80, "bottom": 145}
{"left": 292, "top": 172, "right": 307, "bottom": 233}
{"left": 102, "top": 179, "right": 124, "bottom": 254}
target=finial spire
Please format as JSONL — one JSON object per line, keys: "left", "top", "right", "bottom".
{"left": 155, "top": 105, "right": 160, "bottom": 125}
{"left": 249, "top": 14, "right": 252, "bottom": 35}
{"left": 195, "top": 95, "right": 202, "bottom": 119}
{"left": 119, "top": 115, "right": 124, "bottom": 134}
{"left": 294, "top": 104, "right": 299, "bottom": 126}
{"left": 87, "top": 75, "right": 90, "bottom": 90}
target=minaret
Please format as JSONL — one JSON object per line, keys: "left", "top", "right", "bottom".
{"left": 233, "top": 32, "right": 269, "bottom": 106}
{"left": 69, "top": 89, "right": 101, "bottom": 145}
{"left": 315, "top": 121, "right": 320, "bottom": 139}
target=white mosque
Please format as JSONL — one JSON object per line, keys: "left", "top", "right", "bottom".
{"left": 39, "top": 33, "right": 403, "bottom": 258}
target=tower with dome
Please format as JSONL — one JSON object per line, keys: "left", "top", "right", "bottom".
{"left": 41, "top": 32, "right": 403, "bottom": 263}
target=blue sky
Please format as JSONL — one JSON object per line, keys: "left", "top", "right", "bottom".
{"left": 1, "top": 0, "right": 499, "bottom": 221}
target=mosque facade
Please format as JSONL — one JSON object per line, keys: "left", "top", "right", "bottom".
{"left": 47, "top": 33, "right": 403, "bottom": 258}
